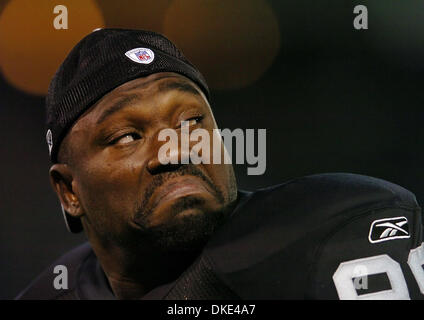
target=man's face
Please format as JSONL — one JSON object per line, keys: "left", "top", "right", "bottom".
{"left": 58, "top": 72, "right": 237, "bottom": 251}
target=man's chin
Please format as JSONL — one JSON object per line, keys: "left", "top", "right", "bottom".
{"left": 132, "top": 195, "right": 229, "bottom": 252}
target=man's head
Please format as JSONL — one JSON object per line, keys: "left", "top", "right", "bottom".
{"left": 46, "top": 29, "right": 237, "bottom": 254}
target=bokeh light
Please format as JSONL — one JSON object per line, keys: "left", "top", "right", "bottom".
{"left": 163, "top": 0, "right": 281, "bottom": 90}
{"left": 0, "top": 0, "right": 105, "bottom": 96}
{"left": 0, "top": 1, "right": 9, "bottom": 15}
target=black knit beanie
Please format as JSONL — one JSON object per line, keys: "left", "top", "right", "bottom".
{"left": 45, "top": 28, "right": 210, "bottom": 163}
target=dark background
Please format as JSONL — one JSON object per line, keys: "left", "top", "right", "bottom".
{"left": 1, "top": 0, "right": 423, "bottom": 299}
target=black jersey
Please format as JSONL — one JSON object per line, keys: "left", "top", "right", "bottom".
{"left": 150, "top": 173, "right": 424, "bottom": 300}
{"left": 17, "top": 173, "right": 424, "bottom": 300}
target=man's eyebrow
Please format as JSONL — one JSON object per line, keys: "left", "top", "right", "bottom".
{"left": 96, "top": 94, "right": 140, "bottom": 125}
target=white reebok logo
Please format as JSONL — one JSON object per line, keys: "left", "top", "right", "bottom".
{"left": 368, "top": 216, "right": 410, "bottom": 243}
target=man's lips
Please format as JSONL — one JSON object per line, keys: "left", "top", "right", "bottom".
{"left": 150, "top": 177, "right": 211, "bottom": 209}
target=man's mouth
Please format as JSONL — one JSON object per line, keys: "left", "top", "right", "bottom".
{"left": 133, "top": 165, "right": 226, "bottom": 225}
{"left": 150, "top": 176, "right": 212, "bottom": 210}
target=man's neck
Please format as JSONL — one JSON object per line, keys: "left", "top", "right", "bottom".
{"left": 88, "top": 237, "right": 202, "bottom": 299}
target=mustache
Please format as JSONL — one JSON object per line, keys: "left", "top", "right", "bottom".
{"left": 134, "top": 165, "right": 224, "bottom": 219}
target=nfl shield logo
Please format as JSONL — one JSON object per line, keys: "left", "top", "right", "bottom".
{"left": 135, "top": 50, "right": 151, "bottom": 61}
{"left": 125, "top": 48, "right": 155, "bottom": 64}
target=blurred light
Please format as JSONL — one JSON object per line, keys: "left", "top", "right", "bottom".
{"left": 163, "top": 0, "right": 281, "bottom": 90}
{"left": 0, "top": 1, "right": 9, "bottom": 15}
{"left": 97, "top": 0, "right": 171, "bottom": 32}
{"left": 0, "top": 0, "right": 105, "bottom": 96}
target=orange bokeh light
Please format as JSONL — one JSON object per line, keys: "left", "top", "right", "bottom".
{"left": 0, "top": 0, "right": 105, "bottom": 96}
{"left": 163, "top": 0, "right": 281, "bottom": 90}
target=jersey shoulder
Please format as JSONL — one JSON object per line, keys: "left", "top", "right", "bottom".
{"left": 208, "top": 172, "right": 420, "bottom": 251}
{"left": 253, "top": 172, "right": 418, "bottom": 220}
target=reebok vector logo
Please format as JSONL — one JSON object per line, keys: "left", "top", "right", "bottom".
{"left": 368, "top": 216, "right": 410, "bottom": 244}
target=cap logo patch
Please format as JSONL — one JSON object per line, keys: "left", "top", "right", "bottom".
{"left": 46, "top": 129, "right": 53, "bottom": 156}
{"left": 368, "top": 216, "right": 410, "bottom": 243}
{"left": 125, "top": 48, "right": 155, "bottom": 64}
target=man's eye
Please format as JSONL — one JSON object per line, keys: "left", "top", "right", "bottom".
{"left": 179, "top": 116, "right": 203, "bottom": 128}
{"left": 112, "top": 133, "right": 141, "bottom": 145}
{"left": 187, "top": 118, "right": 198, "bottom": 126}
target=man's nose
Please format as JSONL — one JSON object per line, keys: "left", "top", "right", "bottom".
{"left": 146, "top": 129, "right": 191, "bottom": 174}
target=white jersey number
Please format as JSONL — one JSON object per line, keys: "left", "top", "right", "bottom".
{"left": 333, "top": 243, "right": 424, "bottom": 300}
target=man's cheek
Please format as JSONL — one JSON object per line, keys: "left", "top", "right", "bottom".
{"left": 77, "top": 168, "right": 134, "bottom": 209}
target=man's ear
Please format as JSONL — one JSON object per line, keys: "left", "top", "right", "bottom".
{"left": 49, "top": 164, "right": 84, "bottom": 218}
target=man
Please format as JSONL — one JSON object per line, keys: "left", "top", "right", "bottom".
{"left": 17, "top": 29, "right": 424, "bottom": 300}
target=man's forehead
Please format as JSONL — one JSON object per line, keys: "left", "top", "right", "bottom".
{"left": 111, "top": 72, "right": 202, "bottom": 96}
{"left": 70, "top": 72, "right": 208, "bottom": 131}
